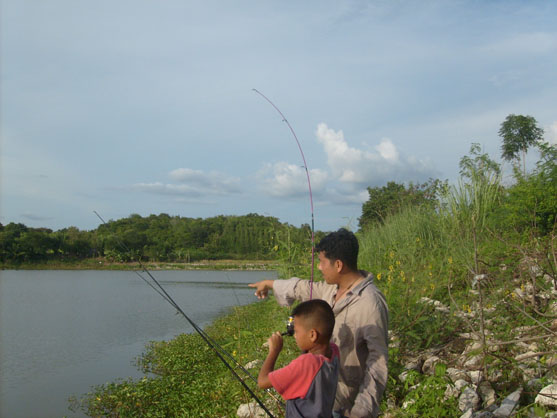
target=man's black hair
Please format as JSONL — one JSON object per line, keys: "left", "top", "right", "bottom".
{"left": 315, "top": 228, "right": 359, "bottom": 271}
{"left": 291, "top": 299, "right": 335, "bottom": 341}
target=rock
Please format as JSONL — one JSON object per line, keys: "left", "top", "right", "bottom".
{"left": 535, "top": 383, "right": 557, "bottom": 407}
{"left": 445, "top": 383, "right": 460, "bottom": 400}
{"left": 459, "top": 387, "right": 480, "bottom": 412}
{"left": 478, "top": 381, "right": 496, "bottom": 407}
{"left": 402, "top": 398, "right": 416, "bottom": 409}
{"left": 448, "top": 368, "right": 468, "bottom": 383}
{"left": 237, "top": 402, "right": 267, "bottom": 418}
{"left": 460, "top": 408, "right": 474, "bottom": 418}
{"left": 526, "top": 378, "right": 543, "bottom": 392}
{"left": 399, "top": 370, "right": 412, "bottom": 383}
{"left": 473, "top": 412, "right": 494, "bottom": 418}
{"left": 244, "top": 359, "right": 262, "bottom": 370}
{"left": 493, "top": 388, "right": 522, "bottom": 417}
{"left": 488, "top": 368, "right": 503, "bottom": 382}
{"left": 464, "top": 341, "right": 483, "bottom": 354}
{"left": 460, "top": 332, "right": 480, "bottom": 340}
{"left": 545, "top": 354, "right": 557, "bottom": 368}
{"left": 472, "top": 274, "right": 487, "bottom": 288}
{"left": 467, "top": 370, "right": 482, "bottom": 385}
{"left": 422, "top": 356, "right": 441, "bottom": 375}
{"left": 404, "top": 357, "right": 423, "bottom": 371}
{"left": 515, "top": 351, "right": 539, "bottom": 363}
{"left": 464, "top": 355, "right": 483, "bottom": 368}
{"left": 455, "top": 379, "right": 469, "bottom": 391}
{"left": 518, "top": 364, "right": 539, "bottom": 381}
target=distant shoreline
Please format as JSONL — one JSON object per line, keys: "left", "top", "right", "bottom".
{"left": 0, "top": 259, "right": 280, "bottom": 271}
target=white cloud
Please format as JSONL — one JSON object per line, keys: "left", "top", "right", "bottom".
{"left": 132, "top": 182, "right": 203, "bottom": 197}
{"left": 258, "top": 162, "right": 328, "bottom": 198}
{"left": 133, "top": 168, "right": 242, "bottom": 197}
{"left": 482, "top": 32, "right": 557, "bottom": 56}
{"left": 315, "top": 123, "right": 436, "bottom": 188}
{"left": 169, "top": 168, "right": 241, "bottom": 193}
{"left": 545, "top": 121, "right": 557, "bottom": 145}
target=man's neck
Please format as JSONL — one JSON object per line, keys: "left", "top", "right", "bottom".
{"left": 337, "top": 270, "right": 363, "bottom": 291}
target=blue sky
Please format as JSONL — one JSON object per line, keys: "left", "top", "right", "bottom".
{"left": 1, "top": 0, "right": 556, "bottom": 232}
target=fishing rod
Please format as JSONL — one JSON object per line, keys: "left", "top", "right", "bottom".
{"left": 252, "top": 89, "right": 316, "bottom": 299}
{"left": 93, "top": 211, "right": 278, "bottom": 417}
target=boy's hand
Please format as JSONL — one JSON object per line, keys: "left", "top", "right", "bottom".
{"left": 258, "top": 331, "right": 283, "bottom": 389}
{"left": 248, "top": 280, "right": 274, "bottom": 299}
{"left": 267, "top": 331, "right": 283, "bottom": 354}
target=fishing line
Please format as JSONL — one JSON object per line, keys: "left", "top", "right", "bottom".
{"left": 252, "top": 89, "right": 316, "bottom": 299}
{"left": 93, "top": 211, "right": 277, "bottom": 417}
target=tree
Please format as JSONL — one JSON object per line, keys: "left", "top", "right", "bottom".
{"left": 499, "top": 114, "right": 544, "bottom": 175}
{"left": 359, "top": 179, "right": 446, "bottom": 230}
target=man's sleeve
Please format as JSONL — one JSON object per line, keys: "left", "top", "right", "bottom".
{"left": 349, "top": 297, "right": 389, "bottom": 418}
{"left": 272, "top": 277, "right": 330, "bottom": 306}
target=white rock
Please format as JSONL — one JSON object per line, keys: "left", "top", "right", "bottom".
{"left": 545, "top": 354, "right": 557, "bottom": 368}
{"left": 468, "top": 370, "right": 482, "bottom": 385}
{"left": 237, "top": 402, "right": 267, "bottom": 418}
{"left": 535, "top": 383, "right": 557, "bottom": 407}
{"left": 244, "top": 359, "right": 262, "bottom": 370}
{"left": 515, "top": 351, "right": 539, "bottom": 363}
{"left": 399, "top": 370, "right": 412, "bottom": 383}
{"left": 448, "top": 368, "right": 468, "bottom": 383}
{"left": 493, "top": 388, "right": 522, "bottom": 417}
{"left": 478, "top": 380, "right": 496, "bottom": 407}
{"left": 455, "top": 379, "right": 469, "bottom": 391}
{"left": 422, "top": 356, "right": 441, "bottom": 375}
{"left": 444, "top": 383, "right": 460, "bottom": 400}
{"left": 402, "top": 399, "right": 416, "bottom": 409}
{"left": 488, "top": 368, "right": 503, "bottom": 382}
{"left": 459, "top": 387, "right": 480, "bottom": 412}
{"left": 464, "top": 355, "right": 483, "bottom": 368}
{"left": 404, "top": 357, "right": 423, "bottom": 371}
{"left": 459, "top": 408, "right": 474, "bottom": 418}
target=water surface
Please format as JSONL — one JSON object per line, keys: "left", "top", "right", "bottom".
{"left": 0, "top": 269, "right": 276, "bottom": 418}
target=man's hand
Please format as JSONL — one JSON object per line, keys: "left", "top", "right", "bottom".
{"left": 248, "top": 279, "right": 274, "bottom": 299}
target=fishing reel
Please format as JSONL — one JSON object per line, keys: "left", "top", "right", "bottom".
{"left": 281, "top": 316, "right": 294, "bottom": 337}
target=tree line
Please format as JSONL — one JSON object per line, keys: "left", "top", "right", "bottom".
{"left": 0, "top": 213, "right": 319, "bottom": 264}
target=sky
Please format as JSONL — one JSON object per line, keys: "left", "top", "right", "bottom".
{"left": 1, "top": 0, "right": 556, "bottom": 233}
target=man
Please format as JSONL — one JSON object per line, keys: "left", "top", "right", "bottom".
{"left": 249, "top": 228, "right": 389, "bottom": 417}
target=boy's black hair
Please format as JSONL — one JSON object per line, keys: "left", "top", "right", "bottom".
{"left": 291, "top": 299, "right": 335, "bottom": 341}
{"left": 315, "top": 228, "right": 359, "bottom": 271}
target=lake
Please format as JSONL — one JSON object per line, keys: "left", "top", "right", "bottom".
{"left": 0, "top": 269, "right": 276, "bottom": 418}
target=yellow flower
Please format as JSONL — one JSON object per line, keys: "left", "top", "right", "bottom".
{"left": 416, "top": 237, "right": 420, "bottom": 242}
{"left": 448, "top": 256, "right": 453, "bottom": 264}
{"left": 389, "top": 251, "right": 395, "bottom": 259}
{"left": 396, "top": 260, "right": 401, "bottom": 266}
{"left": 388, "top": 265, "right": 394, "bottom": 272}
{"left": 376, "top": 273, "right": 382, "bottom": 281}
{"left": 233, "top": 350, "right": 237, "bottom": 357}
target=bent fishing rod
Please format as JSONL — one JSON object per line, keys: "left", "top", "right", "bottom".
{"left": 93, "top": 211, "right": 278, "bottom": 417}
{"left": 252, "top": 89, "right": 316, "bottom": 298}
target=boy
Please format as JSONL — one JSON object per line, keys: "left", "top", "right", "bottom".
{"left": 258, "top": 299, "right": 340, "bottom": 418}
{"left": 250, "top": 228, "right": 388, "bottom": 417}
